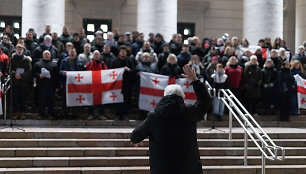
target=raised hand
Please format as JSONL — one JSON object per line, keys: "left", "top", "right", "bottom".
{"left": 181, "top": 65, "right": 198, "bottom": 82}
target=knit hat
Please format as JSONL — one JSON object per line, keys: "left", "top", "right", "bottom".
{"left": 211, "top": 56, "right": 218, "bottom": 62}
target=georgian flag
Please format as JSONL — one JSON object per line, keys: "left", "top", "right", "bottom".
{"left": 66, "top": 68, "right": 124, "bottom": 106}
{"left": 294, "top": 74, "right": 306, "bottom": 109}
{"left": 139, "top": 72, "right": 196, "bottom": 111}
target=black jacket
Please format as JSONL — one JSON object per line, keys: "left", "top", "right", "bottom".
{"left": 160, "top": 63, "right": 183, "bottom": 79}
{"left": 34, "top": 59, "right": 60, "bottom": 89}
{"left": 32, "top": 44, "right": 59, "bottom": 65}
{"left": 24, "top": 39, "right": 38, "bottom": 56}
{"left": 101, "top": 52, "right": 116, "bottom": 68}
{"left": 131, "top": 80, "right": 211, "bottom": 174}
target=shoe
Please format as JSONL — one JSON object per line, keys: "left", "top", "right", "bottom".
{"left": 37, "top": 115, "right": 43, "bottom": 120}
{"left": 18, "top": 113, "right": 26, "bottom": 120}
{"left": 88, "top": 115, "right": 94, "bottom": 120}
{"left": 48, "top": 115, "right": 55, "bottom": 120}
{"left": 12, "top": 112, "right": 19, "bottom": 120}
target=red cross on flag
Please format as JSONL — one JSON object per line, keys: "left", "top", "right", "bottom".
{"left": 139, "top": 72, "right": 196, "bottom": 111}
{"left": 294, "top": 74, "right": 306, "bottom": 109}
{"left": 66, "top": 68, "right": 124, "bottom": 106}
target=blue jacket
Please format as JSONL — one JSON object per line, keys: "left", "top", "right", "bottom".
{"left": 59, "top": 57, "right": 85, "bottom": 87}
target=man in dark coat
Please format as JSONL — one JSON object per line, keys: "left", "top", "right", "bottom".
{"left": 32, "top": 35, "right": 59, "bottom": 66}
{"left": 24, "top": 32, "right": 38, "bottom": 57}
{"left": 131, "top": 65, "right": 211, "bottom": 174}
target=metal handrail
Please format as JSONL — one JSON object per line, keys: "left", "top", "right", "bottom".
{"left": 1, "top": 76, "right": 11, "bottom": 120}
{"left": 216, "top": 89, "right": 285, "bottom": 174}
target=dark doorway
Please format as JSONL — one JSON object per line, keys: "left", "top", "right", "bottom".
{"left": 177, "top": 22, "right": 195, "bottom": 44}
{"left": 0, "top": 16, "right": 22, "bottom": 38}
{"left": 83, "top": 18, "right": 112, "bottom": 42}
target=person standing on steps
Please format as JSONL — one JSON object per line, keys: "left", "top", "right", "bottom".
{"left": 130, "top": 65, "right": 211, "bottom": 174}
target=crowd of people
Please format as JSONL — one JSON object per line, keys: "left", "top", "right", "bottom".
{"left": 0, "top": 25, "right": 306, "bottom": 121}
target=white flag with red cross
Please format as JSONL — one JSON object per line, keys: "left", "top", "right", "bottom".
{"left": 66, "top": 68, "right": 124, "bottom": 106}
{"left": 139, "top": 72, "right": 196, "bottom": 111}
{"left": 294, "top": 74, "right": 306, "bottom": 109}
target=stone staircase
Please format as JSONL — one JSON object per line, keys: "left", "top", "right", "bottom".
{"left": 0, "top": 124, "right": 305, "bottom": 174}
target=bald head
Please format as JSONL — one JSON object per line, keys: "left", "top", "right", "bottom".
{"left": 43, "top": 50, "right": 51, "bottom": 60}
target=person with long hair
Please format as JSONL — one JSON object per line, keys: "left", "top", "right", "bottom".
{"left": 290, "top": 60, "right": 304, "bottom": 115}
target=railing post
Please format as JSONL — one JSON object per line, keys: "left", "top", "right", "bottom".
{"left": 244, "top": 120, "right": 248, "bottom": 166}
{"left": 228, "top": 100, "right": 232, "bottom": 140}
{"left": 262, "top": 142, "right": 266, "bottom": 174}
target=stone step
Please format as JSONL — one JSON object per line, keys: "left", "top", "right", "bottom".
{"left": 0, "top": 147, "right": 302, "bottom": 157}
{"left": 0, "top": 156, "right": 303, "bottom": 167}
{"left": 0, "top": 128, "right": 306, "bottom": 139}
{"left": 0, "top": 165, "right": 305, "bottom": 174}
{"left": 2, "top": 118, "right": 306, "bottom": 128}
{"left": 0, "top": 138, "right": 303, "bottom": 147}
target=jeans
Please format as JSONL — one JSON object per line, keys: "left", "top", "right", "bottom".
{"left": 213, "top": 97, "right": 224, "bottom": 116}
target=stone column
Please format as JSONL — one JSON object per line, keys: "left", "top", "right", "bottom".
{"left": 137, "top": 0, "right": 177, "bottom": 42}
{"left": 295, "top": 0, "right": 306, "bottom": 49}
{"left": 22, "top": 0, "right": 65, "bottom": 37}
{"left": 243, "top": 0, "right": 283, "bottom": 45}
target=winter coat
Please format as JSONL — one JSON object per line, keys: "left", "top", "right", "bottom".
{"left": 86, "top": 59, "right": 108, "bottom": 71}
{"left": 160, "top": 63, "right": 183, "bottom": 79}
{"left": 136, "top": 62, "right": 159, "bottom": 74}
{"left": 59, "top": 34, "right": 73, "bottom": 46}
{"left": 132, "top": 40, "right": 144, "bottom": 56}
{"left": 169, "top": 42, "right": 182, "bottom": 56}
{"left": 221, "top": 54, "right": 233, "bottom": 67}
{"left": 111, "top": 57, "right": 135, "bottom": 95}
{"left": 152, "top": 41, "right": 165, "bottom": 55}
{"left": 271, "top": 56, "right": 283, "bottom": 70}
{"left": 191, "top": 48, "right": 205, "bottom": 61}
{"left": 32, "top": 44, "right": 59, "bottom": 65}
{"left": 157, "top": 51, "right": 170, "bottom": 71}
{"left": 224, "top": 64, "right": 243, "bottom": 89}
{"left": 72, "top": 41, "right": 84, "bottom": 55}
{"left": 130, "top": 80, "right": 211, "bottom": 174}
{"left": 278, "top": 68, "right": 295, "bottom": 96}
{"left": 202, "top": 52, "right": 220, "bottom": 68}
{"left": 261, "top": 66, "right": 278, "bottom": 104}
{"left": 24, "top": 39, "right": 38, "bottom": 56}
{"left": 11, "top": 53, "right": 32, "bottom": 89}
{"left": 101, "top": 52, "right": 116, "bottom": 68}
{"left": 0, "top": 50, "right": 10, "bottom": 76}
{"left": 59, "top": 57, "right": 85, "bottom": 87}
{"left": 52, "top": 40, "right": 65, "bottom": 55}
{"left": 244, "top": 62, "right": 262, "bottom": 99}
{"left": 33, "top": 59, "right": 60, "bottom": 89}
{"left": 211, "top": 70, "right": 228, "bottom": 92}
{"left": 135, "top": 48, "right": 158, "bottom": 64}
{"left": 78, "top": 52, "right": 93, "bottom": 65}
{"left": 177, "top": 51, "right": 192, "bottom": 68}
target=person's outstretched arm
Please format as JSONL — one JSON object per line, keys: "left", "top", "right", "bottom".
{"left": 130, "top": 112, "right": 152, "bottom": 146}
{"left": 182, "top": 65, "right": 211, "bottom": 121}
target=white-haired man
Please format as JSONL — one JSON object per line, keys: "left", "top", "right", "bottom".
{"left": 131, "top": 65, "right": 211, "bottom": 174}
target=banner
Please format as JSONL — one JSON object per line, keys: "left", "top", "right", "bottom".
{"left": 66, "top": 68, "right": 124, "bottom": 106}
{"left": 139, "top": 72, "right": 196, "bottom": 111}
{"left": 294, "top": 74, "right": 306, "bottom": 109}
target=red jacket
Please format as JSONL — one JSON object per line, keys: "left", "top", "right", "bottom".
{"left": 0, "top": 49, "right": 9, "bottom": 76}
{"left": 86, "top": 59, "right": 108, "bottom": 71}
{"left": 225, "top": 64, "right": 243, "bottom": 89}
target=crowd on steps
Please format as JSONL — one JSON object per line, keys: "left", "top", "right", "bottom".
{"left": 1, "top": 25, "right": 305, "bottom": 122}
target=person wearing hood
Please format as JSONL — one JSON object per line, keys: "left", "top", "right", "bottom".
{"left": 135, "top": 41, "right": 158, "bottom": 65}
{"left": 261, "top": 59, "right": 278, "bottom": 115}
{"left": 86, "top": 50, "right": 108, "bottom": 120}
{"left": 278, "top": 61, "right": 295, "bottom": 121}
{"left": 131, "top": 64, "right": 211, "bottom": 174}
{"left": 11, "top": 44, "right": 32, "bottom": 120}
{"left": 177, "top": 44, "right": 192, "bottom": 68}
{"left": 290, "top": 60, "right": 303, "bottom": 115}
{"left": 243, "top": 55, "right": 262, "bottom": 114}
{"left": 101, "top": 44, "right": 116, "bottom": 68}
{"left": 34, "top": 50, "right": 60, "bottom": 120}
{"left": 32, "top": 35, "right": 59, "bottom": 66}
{"left": 211, "top": 63, "right": 228, "bottom": 121}
{"left": 160, "top": 54, "right": 183, "bottom": 79}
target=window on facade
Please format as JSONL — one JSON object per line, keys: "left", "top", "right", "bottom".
{"left": 177, "top": 22, "right": 195, "bottom": 44}
{"left": 0, "top": 16, "right": 22, "bottom": 38}
{"left": 83, "top": 18, "right": 112, "bottom": 42}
